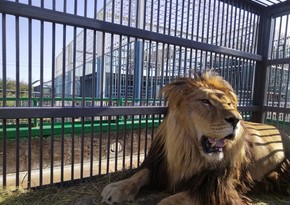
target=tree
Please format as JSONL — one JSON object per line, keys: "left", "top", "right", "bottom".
{"left": 0, "top": 79, "right": 29, "bottom": 106}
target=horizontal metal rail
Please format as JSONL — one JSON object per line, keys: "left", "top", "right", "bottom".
{"left": 267, "top": 58, "right": 290, "bottom": 65}
{"left": 264, "top": 106, "right": 290, "bottom": 114}
{"left": 0, "top": 106, "right": 167, "bottom": 119}
{"left": 0, "top": 0, "right": 262, "bottom": 61}
{"left": 0, "top": 106, "right": 259, "bottom": 119}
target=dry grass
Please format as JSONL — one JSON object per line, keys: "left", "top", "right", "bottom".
{"left": 1, "top": 170, "right": 290, "bottom": 205}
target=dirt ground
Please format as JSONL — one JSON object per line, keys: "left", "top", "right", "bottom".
{"left": 1, "top": 170, "right": 290, "bottom": 205}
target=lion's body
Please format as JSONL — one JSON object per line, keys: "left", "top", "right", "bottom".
{"left": 101, "top": 72, "right": 290, "bottom": 205}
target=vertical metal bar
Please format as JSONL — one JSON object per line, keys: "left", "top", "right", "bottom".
{"left": 154, "top": 42, "right": 159, "bottom": 103}
{"left": 138, "top": 40, "right": 145, "bottom": 167}
{"left": 232, "top": 0, "right": 237, "bottom": 50}
{"left": 172, "top": 45, "right": 176, "bottom": 77}
{"left": 243, "top": 4, "right": 250, "bottom": 52}
{"left": 282, "top": 15, "right": 289, "bottom": 59}
{"left": 163, "top": 0, "right": 168, "bottom": 35}
{"left": 275, "top": 16, "right": 284, "bottom": 124}
{"left": 184, "top": 47, "right": 188, "bottom": 76}
{"left": 2, "top": 120, "right": 7, "bottom": 188}
{"left": 71, "top": 0, "right": 77, "bottom": 181}
{"left": 106, "top": 115, "right": 111, "bottom": 174}
{"left": 205, "top": 0, "right": 211, "bottom": 69}
{"left": 128, "top": 0, "right": 132, "bottom": 27}
{"left": 247, "top": 6, "right": 253, "bottom": 53}
{"left": 228, "top": 0, "right": 233, "bottom": 49}
{"left": 168, "top": 0, "right": 172, "bottom": 36}
{"left": 245, "top": 59, "right": 250, "bottom": 106}
{"left": 130, "top": 39, "right": 137, "bottom": 171}
{"left": 84, "top": 0, "right": 88, "bottom": 18}
{"left": 109, "top": 34, "right": 113, "bottom": 105}
{"left": 189, "top": 48, "right": 193, "bottom": 77}
{"left": 80, "top": 0, "right": 87, "bottom": 180}
{"left": 165, "top": 44, "right": 170, "bottom": 81}
{"left": 125, "top": 38, "right": 130, "bottom": 104}
{"left": 174, "top": 0, "right": 178, "bottom": 37}
{"left": 236, "top": 1, "right": 241, "bottom": 49}
{"left": 215, "top": 0, "right": 220, "bottom": 46}
{"left": 196, "top": 0, "right": 201, "bottom": 42}
{"left": 253, "top": 13, "right": 260, "bottom": 54}
{"left": 146, "top": 41, "right": 152, "bottom": 104}
{"left": 201, "top": 0, "right": 206, "bottom": 44}
{"left": 186, "top": 0, "right": 191, "bottom": 39}
{"left": 94, "top": 0, "right": 98, "bottom": 20}
{"left": 27, "top": 9, "right": 32, "bottom": 189}
{"left": 114, "top": 35, "right": 122, "bottom": 172}
{"left": 81, "top": 30, "right": 87, "bottom": 179}
{"left": 220, "top": 0, "right": 225, "bottom": 47}
{"left": 90, "top": 30, "right": 97, "bottom": 176}
{"left": 270, "top": 63, "right": 279, "bottom": 124}
{"left": 137, "top": 113, "right": 141, "bottom": 167}
{"left": 39, "top": 16, "right": 45, "bottom": 188}
{"left": 144, "top": 114, "right": 149, "bottom": 158}
{"left": 50, "top": 0, "right": 56, "bottom": 185}
{"left": 276, "top": 16, "right": 283, "bottom": 59}
{"left": 15, "top": 15, "right": 20, "bottom": 188}
{"left": 26, "top": 117, "right": 32, "bottom": 189}
{"left": 2, "top": 13, "right": 7, "bottom": 188}
{"left": 157, "top": 0, "right": 160, "bottom": 33}
{"left": 122, "top": 41, "right": 130, "bottom": 168}
{"left": 60, "top": 1, "right": 67, "bottom": 184}
{"left": 190, "top": 0, "right": 195, "bottom": 41}
{"left": 150, "top": 0, "right": 154, "bottom": 32}
{"left": 105, "top": 33, "right": 113, "bottom": 174}
{"left": 178, "top": 46, "right": 182, "bottom": 76}
{"left": 267, "top": 18, "right": 277, "bottom": 122}
{"left": 129, "top": 114, "right": 134, "bottom": 169}
{"left": 240, "top": 4, "right": 246, "bottom": 51}
{"left": 180, "top": 0, "right": 185, "bottom": 38}
{"left": 283, "top": 62, "right": 290, "bottom": 130}
{"left": 282, "top": 62, "right": 290, "bottom": 130}
{"left": 224, "top": 0, "right": 229, "bottom": 48}
{"left": 98, "top": 31, "right": 105, "bottom": 175}
{"left": 160, "top": 43, "right": 165, "bottom": 103}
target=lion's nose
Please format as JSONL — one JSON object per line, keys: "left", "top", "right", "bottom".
{"left": 225, "top": 117, "right": 240, "bottom": 128}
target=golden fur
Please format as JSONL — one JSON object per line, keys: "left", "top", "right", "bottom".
{"left": 101, "top": 71, "right": 290, "bottom": 205}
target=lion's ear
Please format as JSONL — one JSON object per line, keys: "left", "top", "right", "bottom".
{"left": 160, "top": 78, "right": 193, "bottom": 104}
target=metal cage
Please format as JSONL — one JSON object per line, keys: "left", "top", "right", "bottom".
{"left": 0, "top": 0, "right": 290, "bottom": 189}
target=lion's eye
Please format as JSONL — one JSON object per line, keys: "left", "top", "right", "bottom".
{"left": 201, "top": 99, "right": 211, "bottom": 105}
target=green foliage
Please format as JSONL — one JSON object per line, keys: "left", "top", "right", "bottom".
{"left": 0, "top": 79, "right": 29, "bottom": 97}
{"left": 0, "top": 79, "right": 29, "bottom": 106}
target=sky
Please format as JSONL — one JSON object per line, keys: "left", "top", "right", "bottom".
{"left": 0, "top": 0, "right": 103, "bottom": 83}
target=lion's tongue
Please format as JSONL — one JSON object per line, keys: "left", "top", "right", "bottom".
{"left": 208, "top": 137, "right": 226, "bottom": 148}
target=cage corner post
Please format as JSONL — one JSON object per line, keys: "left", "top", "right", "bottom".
{"left": 251, "top": 10, "right": 273, "bottom": 123}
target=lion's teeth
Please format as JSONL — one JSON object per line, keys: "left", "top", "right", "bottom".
{"left": 211, "top": 141, "right": 216, "bottom": 147}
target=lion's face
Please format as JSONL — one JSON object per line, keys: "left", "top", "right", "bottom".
{"left": 162, "top": 72, "right": 242, "bottom": 162}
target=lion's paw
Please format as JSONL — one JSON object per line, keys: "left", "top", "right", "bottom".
{"left": 101, "top": 180, "right": 139, "bottom": 205}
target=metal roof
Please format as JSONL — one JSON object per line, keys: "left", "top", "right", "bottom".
{"left": 251, "top": 0, "right": 286, "bottom": 7}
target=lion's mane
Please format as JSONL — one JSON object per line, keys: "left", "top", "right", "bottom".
{"left": 140, "top": 72, "right": 289, "bottom": 205}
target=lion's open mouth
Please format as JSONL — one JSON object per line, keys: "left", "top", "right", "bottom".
{"left": 201, "top": 134, "right": 234, "bottom": 154}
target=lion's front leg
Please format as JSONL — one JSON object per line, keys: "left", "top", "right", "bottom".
{"left": 157, "top": 192, "right": 193, "bottom": 205}
{"left": 101, "top": 168, "right": 150, "bottom": 205}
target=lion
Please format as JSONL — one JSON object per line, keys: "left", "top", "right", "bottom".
{"left": 101, "top": 71, "right": 290, "bottom": 205}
